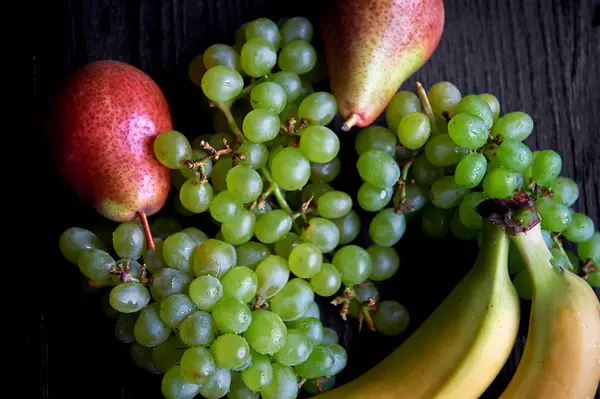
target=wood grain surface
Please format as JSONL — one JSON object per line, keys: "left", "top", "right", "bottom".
{"left": 31, "top": 0, "right": 600, "bottom": 398}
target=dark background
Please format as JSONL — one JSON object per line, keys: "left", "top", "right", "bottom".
{"left": 30, "top": 0, "right": 600, "bottom": 398}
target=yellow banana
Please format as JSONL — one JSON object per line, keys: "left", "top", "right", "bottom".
{"left": 319, "top": 220, "right": 520, "bottom": 399}
{"left": 499, "top": 223, "right": 600, "bottom": 398}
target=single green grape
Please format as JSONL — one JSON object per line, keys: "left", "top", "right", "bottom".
{"left": 421, "top": 205, "right": 452, "bottom": 238}
{"left": 496, "top": 139, "right": 533, "bottom": 172}
{"left": 302, "top": 182, "right": 334, "bottom": 203}
{"left": 273, "top": 233, "right": 301, "bottom": 260}
{"left": 278, "top": 39, "right": 317, "bottom": 75}
{"left": 240, "top": 350, "right": 273, "bottom": 392}
{"left": 280, "top": 16, "right": 313, "bottom": 45}
{"left": 309, "top": 263, "right": 342, "bottom": 297}
{"left": 424, "top": 134, "right": 470, "bottom": 166}
{"left": 242, "top": 108, "right": 280, "bottom": 143}
{"left": 397, "top": 112, "right": 431, "bottom": 149}
{"left": 179, "top": 310, "right": 216, "bottom": 347}
{"left": 288, "top": 243, "right": 323, "bottom": 278}
{"left": 255, "top": 255, "right": 290, "bottom": 299}
{"left": 270, "top": 278, "right": 315, "bottom": 321}
{"left": 255, "top": 210, "right": 293, "bottom": 244}
{"left": 240, "top": 38, "right": 277, "bottom": 77}
{"left": 301, "top": 217, "right": 340, "bottom": 254}
{"left": 578, "top": 232, "right": 600, "bottom": 264}
{"left": 373, "top": 300, "right": 410, "bottom": 336}
{"left": 154, "top": 130, "right": 193, "bottom": 170}
{"left": 239, "top": 142, "right": 269, "bottom": 170}
{"left": 427, "top": 81, "right": 462, "bottom": 117}
{"left": 317, "top": 190, "right": 353, "bottom": 219}
{"left": 367, "top": 245, "right": 400, "bottom": 281}
{"left": 455, "top": 152, "right": 487, "bottom": 188}
{"left": 550, "top": 176, "right": 579, "bottom": 206}
{"left": 369, "top": 208, "right": 407, "bottom": 247}
{"left": 193, "top": 238, "right": 237, "bottom": 279}
{"left": 332, "top": 245, "right": 372, "bottom": 285}
{"left": 114, "top": 312, "right": 137, "bottom": 343}
{"left": 236, "top": 241, "right": 271, "bottom": 270}
{"left": 209, "top": 190, "right": 243, "bottom": 223}
{"left": 410, "top": 155, "right": 445, "bottom": 186}
{"left": 355, "top": 126, "right": 397, "bottom": 156}
{"left": 458, "top": 191, "right": 488, "bottom": 230}
{"left": 261, "top": 362, "right": 298, "bottom": 399}
{"left": 188, "top": 52, "right": 207, "bottom": 88}
{"left": 482, "top": 167, "right": 518, "bottom": 198}
{"left": 563, "top": 213, "right": 595, "bottom": 243}
{"left": 161, "top": 364, "right": 201, "bottom": 399}
{"left": 299, "top": 125, "right": 340, "bottom": 163}
{"left": 272, "top": 147, "right": 311, "bottom": 190}
{"left": 229, "top": 370, "right": 259, "bottom": 399}
{"left": 109, "top": 282, "right": 150, "bottom": 313}
{"left": 179, "top": 179, "right": 213, "bottom": 213}
{"left": 189, "top": 275, "right": 223, "bottom": 311}
{"left": 221, "top": 211, "right": 256, "bottom": 246}
{"left": 159, "top": 293, "right": 196, "bottom": 328}
{"left": 153, "top": 335, "right": 188, "bottom": 374}
{"left": 112, "top": 221, "right": 145, "bottom": 260}
{"left": 273, "top": 328, "right": 314, "bottom": 366}
{"left": 201, "top": 65, "right": 244, "bottom": 102}
{"left": 456, "top": 94, "right": 494, "bottom": 129}
{"left": 250, "top": 81, "right": 287, "bottom": 113}
{"left": 134, "top": 303, "right": 171, "bottom": 347}
{"left": 210, "top": 156, "right": 233, "bottom": 192}
{"left": 131, "top": 341, "right": 160, "bottom": 374}
{"left": 180, "top": 346, "right": 217, "bottom": 385}
{"left": 448, "top": 113, "right": 488, "bottom": 150}
{"left": 332, "top": 209, "right": 361, "bottom": 245}
{"left": 212, "top": 296, "right": 252, "bottom": 334}
{"left": 535, "top": 197, "right": 573, "bottom": 233}
{"left": 203, "top": 44, "right": 242, "bottom": 72}
{"left": 302, "top": 302, "right": 320, "bottom": 319}
{"left": 392, "top": 183, "right": 430, "bottom": 217}
{"left": 150, "top": 267, "right": 193, "bottom": 302}
{"left": 294, "top": 344, "right": 347, "bottom": 379}
{"left": 491, "top": 111, "right": 534, "bottom": 142}
{"left": 357, "top": 149, "right": 400, "bottom": 189}
{"left": 357, "top": 183, "right": 393, "bottom": 212}
{"left": 226, "top": 164, "right": 263, "bottom": 204}
{"left": 210, "top": 333, "right": 251, "bottom": 370}
{"left": 321, "top": 327, "right": 338, "bottom": 344}
{"left": 77, "top": 249, "right": 116, "bottom": 282}
{"left": 199, "top": 367, "right": 232, "bottom": 399}
{"left": 245, "top": 17, "right": 281, "bottom": 49}
{"left": 429, "top": 175, "right": 469, "bottom": 209}
{"left": 221, "top": 266, "right": 259, "bottom": 304}
{"left": 479, "top": 93, "right": 500, "bottom": 122}
{"left": 450, "top": 210, "right": 479, "bottom": 240}
{"left": 297, "top": 92, "right": 337, "bottom": 126}
{"left": 286, "top": 317, "right": 323, "bottom": 345}
{"left": 243, "top": 309, "right": 288, "bottom": 354}
{"left": 59, "top": 227, "right": 105, "bottom": 264}
{"left": 267, "top": 71, "right": 302, "bottom": 103}
{"left": 162, "top": 231, "right": 197, "bottom": 274}
{"left": 386, "top": 90, "right": 422, "bottom": 133}
{"left": 310, "top": 157, "right": 342, "bottom": 183}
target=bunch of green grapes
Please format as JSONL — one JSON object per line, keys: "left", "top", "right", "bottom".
{"left": 353, "top": 81, "right": 599, "bottom": 300}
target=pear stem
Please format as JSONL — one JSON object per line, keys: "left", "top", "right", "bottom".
{"left": 415, "top": 82, "right": 439, "bottom": 135}
{"left": 137, "top": 212, "right": 155, "bottom": 250}
{"left": 214, "top": 101, "right": 245, "bottom": 144}
{"left": 341, "top": 113, "right": 360, "bottom": 131}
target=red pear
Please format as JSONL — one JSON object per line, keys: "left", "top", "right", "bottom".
{"left": 47, "top": 60, "right": 172, "bottom": 249}
{"left": 320, "top": 0, "right": 445, "bottom": 130}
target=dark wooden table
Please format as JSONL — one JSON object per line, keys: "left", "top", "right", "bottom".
{"left": 31, "top": 0, "right": 600, "bottom": 398}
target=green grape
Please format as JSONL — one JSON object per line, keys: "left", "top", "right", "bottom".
{"left": 131, "top": 342, "right": 160, "bottom": 374}
{"left": 358, "top": 183, "right": 393, "bottom": 212}
{"left": 310, "top": 157, "right": 342, "bottom": 183}
{"left": 369, "top": 208, "right": 407, "bottom": 247}
{"left": 112, "top": 221, "right": 144, "bottom": 260}
{"left": 227, "top": 165, "right": 263, "bottom": 204}
{"left": 179, "top": 180, "right": 213, "bottom": 213}
{"left": 212, "top": 296, "right": 252, "bottom": 334}
{"left": 564, "top": 213, "right": 595, "bottom": 243}
{"left": 410, "top": 155, "right": 444, "bottom": 186}
{"left": 150, "top": 217, "right": 182, "bottom": 239}
{"left": 288, "top": 243, "right": 323, "bottom": 278}
{"left": 317, "top": 191, "right": 352, "bottom": 219}
{"left": 424, "top": 134, "right": 470, "bottom": 166}
{"left": 154, "top": 130, "right": 193, "bottom": 170}
{"left": 321, "top": 327, "right": 338, "bottom": 344}
{"left": 303, "top": 302, "right": 320, "bottom": 319}
{"left": 447, "top": 113, "right": 488, "bottom": 150}
{"left": 535, "top": 198, "right": 573, "bottom": 233}
{"left": 181, "top": 227, "right": 208, "bottom": 246}
{"left": 450, "top": 210, "right": 479, "bottom": 240}
{"left": 397, "top": 112, "right": 431, "bottom": 150}
{"left": 192, "top": 133, "right": 213, "bottom": 149}
{"left": 59, "top": 227, "right": 105, "bottom": 264}
{"left": 209, "top": 190, "right": 242, "bottom": 223}
{"left": 243, "top": 309, "right": 288, "bottom": 354}
{"left": 302, "top": 182, "right": 334, "bottom": 203}
{"left": 210, "top": 156, "right": 234, "bottom": 192}
{"left": 357, "top": 149, "right": 400, "bottom": 189}
{"left": 272, "top": 234, "right": 301, "bottom": 260}
{"left": 421, "top": 205, "right": 452, "bottom": 238}
{"left": 272, "top": 147, "right": 311, "bottom": 190}
{"left": 255, "top": 255, "right": 290, "bottom": 299}
{"left": 483, "top": 167, "right": 518, "bottom": 198}
{"left": 496, "top": 139, "right": 533, "bottom": 172}
{"left": 242, "top": 108, "right": 280, "bottom": 143}
{"left": 241, "top": 350, "right": 273, "bottom": 391}
{"left": 109, "top": 282, "right": 150, "bottom": 313}
{"left": 161, "top": 365, "right": 202, "bottom": 399}
{"left": 550, "top": 176, "right": 579, "bottom": 206}
{"left": 309, "top": 263, "right": 342, "bottom": 297}
{"left": 479, "top": 93, "right": 500, "bottom": 122}
{"left": 134, "top": 303, "right": 171, "bottom": 347}
{"left": 193, "top": 239, "right": 237, "bottom": 279}
{"left": 302, "top": 376, "right": 337, "bottom": 395}
{"left": 245, "top": 17, "right": 281, "bottom": 49}
{"left": 77, "top": 249, "right": 116, "bottom": 282}
{"left": 180, "top": 346, "right": 217, "bottom": 385}
{"left": 267, "top": 71, "right": 302, "bottom": 103}
{"left": 458, "top": 191, "right": 488, "bottom": 230}
{"left": 271, "top": 278, "right": 315, "bottom": 321}
{"left": 210, "top": 132, "right": 236, "bottom": 150}
{"left": 221, "top": 266, "right": 258, "bottom": 303}
{"left": 549, "top": 248, "right": 576, "bottom": 273}
{"left": 298, "top": 92, "right": 338, "bottom": 126}
{"left": 114, "top": 312, "right": 137, "bottom": 343}
{"left": 210, "top": 334, "right": 251, "bottom": 370}
{"left": 455, "top": 152, "right": 487, "bottom": 188}
{"left": 578, "top": 232, "right": 600, "bottom": 264}
{"left": 201, "top": 65, "right": 244, "bottom": 102}
{"left": 586, "top": 270, "right": 600, "bottom": 288}
{"left": 238, "top": 142, "right": 269, "bottom": 169}
{"left": 255, "top": 210, "right": 293, "bottom": 244}
{"left": 150, "top": 268, "right": 193, "bottom": 302}
{"left": 429, "top": 176, "right": 469, "bottom": 209}
{"left": 301, "top": 217, "right": 340, "bottom": 254}
{"left": 367, "top": 245, "right": 400, "bottom": 281}
{"left": 221, "top": 210, "right": 256, "bottom": 245}
{"left": 456, "top": 94, "right": 494, "bottom": 129}
{"left": 278, "top": 40, "right": 317, "bottom": 75}
{"left": 199, "top": 368, "right": 231, "bottom": 399}
{"left": 286, "top": 317, "right": 323, "bottom": 345}
{"left": 203, "top": 44, "right": 241, "bottom": 72}
{"left": 153, "top": 335, "right": 188, "bottom": 374}
{"left": 250, "top": 81, "right": 287, "bottom": 113}
{"left": 332, "top": 210, "right": 361, "bottom": 245}
{"left": 354, "top": 126, "right": 397, "bottom": 157}
{"left": 142, "top": 239, "right": 167, "bottom": 273}
{"left": 294, "top": 344, "right": 347, "bottom": 379}
{"left": 163, "top": 231, "right": 197, "bottom": 274}
{"left": 159, "top": 293, "right": 196, "bottom": 328}
{"left": 179, "top": 310, "right": 216, "bottom": 347}
{"left": 261, "top": 363, "right": 298, "bottom": 399}
{"left": 386, "top": 90, "right": 422, "bottom": 133}
{"left": 188, "top": 52, "right": 207, "bottom": 88}
{"left": 299, "top": 125, "right": 340, "bottom": 163}
{"left": 240, "top": 38, "right": 277, "bottom": 77}
{"left": 393, "top": 183, "right": 430, "bottom": 217}
{"left": 281, "top": 16, "right": 313, "bottom": 45}
{"left": 513, "top": 269, "right": 532, "bottom": 300}
{"left": 189, "top": 275, "right": 223, "bottom": 311}
{"left": 274, "top": 328, "right": 314, "bottom": 366}
{"left": 491, "top": 111, "right": 534, "bottom": 142}
{"left": 373, "top": 300, "right": 410, "bottom": 336}
{"left": 229, "top": 371, "right": 259, "bottom": 399}
{"left": 236, "top": 241, "right": 270, "bottom": 270}
{"left": 332, "top": 245, "right": 372, "bottom": 285}
{"left": 427, "top": 81, "right": 462, "bottom": 117}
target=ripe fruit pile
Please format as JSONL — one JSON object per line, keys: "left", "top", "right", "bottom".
{"left": 55, "top": 12, "right": 599, "bottom": 399}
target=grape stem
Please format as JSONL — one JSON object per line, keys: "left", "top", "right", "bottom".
{"left": 394, "top": 157, "right": 416, "bottom": 214}
{"left": 415, "top": 81, "right": 439, "bottom": 135}
{"left": 359, "top": 299, "right": 377, "bottom": 332}
{"left": 551, "top": 233, "right": 575, "bottom": 272}
{"left": 137, "top": 212, "right": 155, "bottom": 250}
{"left": 259, "top": 167, "right": 293, "bottom": 214}
{"left": 213, "top": 101, "right": 245, "bottom": 144}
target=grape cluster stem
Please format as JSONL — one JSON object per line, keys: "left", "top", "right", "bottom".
{"left": 212, "top": 101, "right": 245, "bottom": 144}
{"left": 394, "top": 157, "right": 416, "bottom": 214}
{"left": 331, "top": 285, "right": 377, "bottom": 332}
{"left": 415, "top": 81, "right": 439, "bottom": 135}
